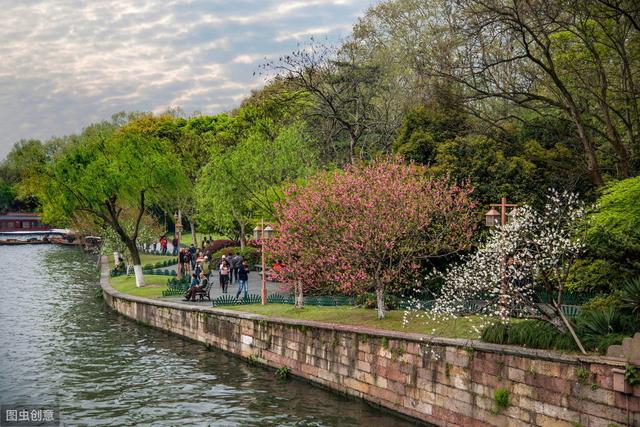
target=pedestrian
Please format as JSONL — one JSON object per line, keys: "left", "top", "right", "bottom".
{"left": 183, "top": 249, "right": 192, "bottom": 275}
{"left": 202, "top": 256, "right": 210, "bottom": 281}
{"left": 160, "top": 235, "right": 168, "bottom": 255}
{"left": 231, "top": 252, "right": 243, "bottom": 283}
{"left": 219, "top": 258, "right": 230, "bottom": 294}
{"left": 189, "top": 244, "right": 197, "bottom": 270}
{"left": 236, "top": 260, "right": 250, "bottom": 299}
{"left": 172, "top": 235, "right": 179, "bottom": 256}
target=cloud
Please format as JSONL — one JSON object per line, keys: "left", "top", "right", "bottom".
{"left": 0, "top": 0, "right": 378, "bottom": 158}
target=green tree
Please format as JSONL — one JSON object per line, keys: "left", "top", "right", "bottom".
{"left": 35, "top": 123, "right": 186, "bottom": 286}
{"left": 197, "top": 122, "right": 318, "bottom": 247}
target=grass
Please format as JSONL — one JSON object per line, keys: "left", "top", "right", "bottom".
{"left": 106, "top": 252, "right": 176, "bottom": 266}
{"left": 222, "top": 304, "right": 485, "bottom": 339}
{"left": 180, "top": 232, "right": 227, "bottom": 247}
{"left": 109, "top": 274, "right": 169, "bottom": 298}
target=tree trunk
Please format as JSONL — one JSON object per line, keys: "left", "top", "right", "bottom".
{"left": 239, "top": 222, "right": 246, "bottom": 251}
{"left": 189, "top": 219, "right": 197, "bottom": 248}
{"left": 570, "top": 112, "right": 605, "bottom": 187}
{"left": 295, "top": 281, "right": 304, "bottom": 308}
{"left": 375, "top": 285, "right": 386, "bottom": 319}
{"left": 125, "top": 239, "right": 145, "bottom": 287}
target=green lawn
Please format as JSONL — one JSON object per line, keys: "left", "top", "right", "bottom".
{"left": 109, "top": 274, "right": 169, "bottom": 298}
{"left": 180, "top": 232, "right": 227, "bottom": 247}
{"left": 107, "top": 252, "right": 176, "bottom": 267}
{"left": 222, "top": 304, "right": 484, "bottom": 339}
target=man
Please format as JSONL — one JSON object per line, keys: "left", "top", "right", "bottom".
{"left": 189, "top": 244, "right": 197, "bottom": 270}
{"left": 236, "top": 260, "right": 250, "bottom": 299}
{"left": 231, "top": 252, "right": 243, "bottom": 283}
{"left": 172, "top": 235, "right": 179, "bottom": 256}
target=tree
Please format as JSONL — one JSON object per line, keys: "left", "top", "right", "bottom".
{"left": 35, "top": 123, "right": 186, "bottom": 286}
{"left": 570, "top": 176, "right": 640, "bottom": 291}
{"left": 262, "top": 41, "right": 403, "bottom": 164}
{"left": 196, "top": 122, "right": 318, "bottom": 247}
{"left": 266, "top": 157, "right": 477, "bottom": 318}
{"left": 422, "top": 191, "right": 587, "bottom": 352}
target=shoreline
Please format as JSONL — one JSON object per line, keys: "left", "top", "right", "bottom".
{"left": 100, "top": 256, "right": 639, "bottom": 426}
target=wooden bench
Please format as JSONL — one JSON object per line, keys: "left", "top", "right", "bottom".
{"left": 195, "top": 280, "right": 213, "bottom": 301}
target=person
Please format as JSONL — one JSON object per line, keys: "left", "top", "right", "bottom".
{"left": 184, "top": 250, "right": 192, "bottom": 275}
{"left": 194, "top": 259, "right": 202, "bottom": 278}
{"left": 172, "top": 235, "right": 179, "bottom": 256}
{"left": 189, "top": 244, "right": 197, "bottom": 270}
{"left": 183, "top": 273, "right": 201, "bottom": 302}
{"left": 160, "top": 235, "right": 168, "bottom": 255}
{"left": 111, "top": 257, "right": 126, "bottom": 275}
{"left": 201, "top": 256, "right": 210, "bottom": 280}
{"left": 231, "top": 252, "right": 243, "bottom": 283}
{"left": 236, "top": 260, "right": 250, "bottom": 299}
{"left": 219, "top": 258, "right": 231, "bottom": 294}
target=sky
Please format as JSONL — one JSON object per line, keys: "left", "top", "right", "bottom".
{"left": 0, "top": 0, "right": 378, "bottom": 159}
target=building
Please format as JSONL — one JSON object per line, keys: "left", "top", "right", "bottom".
{"left": 0, "top": 212, "right": 50, "bottom": 232}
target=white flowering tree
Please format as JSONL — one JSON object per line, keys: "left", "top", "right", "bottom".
{"left": 407, "top": 190, "right": 587, "bottom": 353}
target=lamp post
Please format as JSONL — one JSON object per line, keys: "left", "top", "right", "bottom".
{"left": 485, "top": 197, "right": 519, "bottom": 317}
{"left": 253, "top": 221, "right": 274, "bottom": 305}
{"left": 485, "top": 197, "right": 518, "bottom": 227}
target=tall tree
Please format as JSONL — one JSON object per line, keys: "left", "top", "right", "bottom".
{"left": 35, "top": 123, "right": 186, "bottom": 286}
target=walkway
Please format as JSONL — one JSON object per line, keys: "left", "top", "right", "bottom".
{"left": 160, "top": 270, "right": 285, "bottom": 307}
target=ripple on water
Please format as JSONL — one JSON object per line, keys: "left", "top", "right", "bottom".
{"left": 0, "top": 245, "right": 422, "bottom": 426}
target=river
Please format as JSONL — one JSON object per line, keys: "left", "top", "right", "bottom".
{"left": 0, "top": 245, "right": 418, "bottom": 426}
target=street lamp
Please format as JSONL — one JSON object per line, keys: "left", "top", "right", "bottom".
{"left": 485, "top": 197, "right": 518, "bottom": 227}
{"left": 485, "top": 208, "right": 501, "bottom": 227}
{"left": 253, "top": 221, "right": 273, "bottom": 305}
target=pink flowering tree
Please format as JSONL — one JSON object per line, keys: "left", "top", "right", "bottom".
{"left": 265, "top": 157, "right": 477, "bottom": 318}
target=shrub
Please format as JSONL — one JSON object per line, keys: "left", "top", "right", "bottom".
{"left": 493, "top": 388, "right": 510, "bottom": 411}
{"left": 481, "top": 320, "right": 577, "bottom": 351}
{"left": 211, "top": 246, "right": 260, "bottom": 266}
{"left": 620, "top": 277, "right": 640, "bottom": 317}
{"left": 204, "top": 239, "right": 237, "bottom": 256}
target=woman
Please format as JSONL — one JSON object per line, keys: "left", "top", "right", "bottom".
{"left": 219, "top": 258, "right": 231, "bottom": 294}
{"left": 183, "top": 273, "right": 201, "bottom": 302}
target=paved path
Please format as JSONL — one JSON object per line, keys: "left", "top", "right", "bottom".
{"left": 159, "top": 270, "right": 286, "bottom": 307}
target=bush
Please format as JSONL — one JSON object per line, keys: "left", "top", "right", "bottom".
{"left": 620, "top": 276, "right": 640, "bottom": 317}
{"left": 211, "top": 246, "right": 260, "bottom": 266}
{"left": 481, "top": 310, "right": 640, "bottom": 354}
{"left": 204, "top": 239, "right": 237, "bottom": 256}
{"left": 481, "top": 320, "right": 577, "bottom": 351}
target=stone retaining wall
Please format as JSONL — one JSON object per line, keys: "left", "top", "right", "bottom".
{"left": 100, "top": 258, "right": 639, "bottom": 426}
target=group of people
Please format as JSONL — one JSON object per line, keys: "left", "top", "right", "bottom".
{"left": 182, "top": 252, "right": 251, "bottom": 301}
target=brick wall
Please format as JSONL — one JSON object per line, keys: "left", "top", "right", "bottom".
{"left": 101, "top": 262, "right": 639, "bottom": 426}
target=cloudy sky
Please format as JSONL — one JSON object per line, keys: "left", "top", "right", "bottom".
{"left": 0, "top": 0, "right": 378, "bottom": 159}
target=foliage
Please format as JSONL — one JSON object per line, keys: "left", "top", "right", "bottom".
{"left": 626, "top": 365, "right": 640, "bottom": 386}
{"left": 620, "top": 277, "right": 640, "bottom": 317}
{"left": 196, "top": 121, "right": 317, "bottom": 245}
{"left": 203, "top": 239, "right": 237, "bottom": 255}
{"left": 416, "top": 191, "right": 586, "bottom": 342}
{"left": 33, "top": 120, "right": 186, "bottom": 286}
{"left": 211, "top": 246, "right": 260, "bottom": 266}
{"left": 571, "top": 177, "right": 640, "bottom": 291}
{"left": 480, "top": 320, "right": 577, "bottom": 351}
{"left": 493, "top": 388, "right": 510, "bottom": 411}
{"left": 266, "top": 157, "right": 476, "bottom": 317}
{"left": 275, "top": 365, "right": 290, "bottom": 380}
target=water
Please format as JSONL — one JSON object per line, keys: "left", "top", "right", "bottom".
{"left": 0, "top": 245, "right": 418, "bottom": 426}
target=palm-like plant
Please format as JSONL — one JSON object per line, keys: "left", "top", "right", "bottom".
{"left": 620, "top": 277, "right": 640, "bottom": 317}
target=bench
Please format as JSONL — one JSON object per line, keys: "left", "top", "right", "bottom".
{"left": 195, "top": 280, "right": 213, "bottom": 301}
